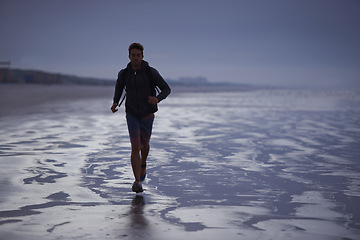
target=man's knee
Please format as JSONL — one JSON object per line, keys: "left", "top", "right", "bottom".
{"left": 131, "top": 145, "right": 141, "bottom": 154}
{"left": 141, "top": 142, "right": 149, "bottom": 148}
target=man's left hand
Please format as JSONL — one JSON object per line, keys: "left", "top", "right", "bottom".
{"left": 148, "top": 96, "right": 159, "bottom": 105}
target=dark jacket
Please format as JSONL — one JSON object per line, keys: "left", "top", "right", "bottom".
{"left": 113, "top": 60, "right": 171, "bottom": 118}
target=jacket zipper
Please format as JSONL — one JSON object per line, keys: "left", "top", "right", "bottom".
{"left": 134, "top": 71, "right": 139, "bottom": 115}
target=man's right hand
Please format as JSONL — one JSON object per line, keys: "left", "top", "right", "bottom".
{"left": 111, "top": 103, "right": 118, "bottom": 113}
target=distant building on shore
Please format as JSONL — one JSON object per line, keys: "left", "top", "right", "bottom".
{"left": 0, "top": 68, "right": 61, "bottom": 84}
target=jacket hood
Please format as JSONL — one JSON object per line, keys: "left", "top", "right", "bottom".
{"left": 126, "top": 60, "right": 149, "bottom": 72}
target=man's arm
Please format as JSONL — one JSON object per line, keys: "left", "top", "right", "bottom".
{"left": 150, "top": 68, "right": 171, "bottom": 102}
{"left": 111, "top": 70, "right": 125, "bottom": 113}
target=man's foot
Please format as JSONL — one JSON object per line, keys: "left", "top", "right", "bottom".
{"left": 132, "top": 181, "right": 143, "bottom": 193}
{"left": 140, "top": 164, "right": 146, "bottom": 182}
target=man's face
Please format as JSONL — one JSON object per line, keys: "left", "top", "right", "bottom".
{"left": 129, "top": 49, "right": 143, "bottom": 67}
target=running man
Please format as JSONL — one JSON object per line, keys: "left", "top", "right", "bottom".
{"left": 111, "top": 43, "right": 171, "bottom": 193}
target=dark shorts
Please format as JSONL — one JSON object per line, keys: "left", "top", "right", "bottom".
{"left": 126, "top": 114, "right": 155, "bottom": 147}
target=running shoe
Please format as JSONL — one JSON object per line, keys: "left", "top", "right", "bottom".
{"left": 132, "top": 182, "right": 143, "bottom": 193}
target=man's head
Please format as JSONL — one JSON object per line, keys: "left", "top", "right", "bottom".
{"left": 128, "top": 43, "right": 144, "bottom": 56}
{"left": 128, "top": 43, "right": 144, "bottom": 69}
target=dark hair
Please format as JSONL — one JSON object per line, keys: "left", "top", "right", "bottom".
{"left": 128, "top": 43, "right": 144, "bottom": 56}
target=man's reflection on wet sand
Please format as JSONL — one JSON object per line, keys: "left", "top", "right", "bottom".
{"left": 124, "top": 194, "right": 150, "bottom": 238}
{"left": 130, "top": 195, "right": 148, "bottom": 228}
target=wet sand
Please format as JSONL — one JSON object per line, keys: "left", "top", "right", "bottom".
{"left": 0, "top": 84, "right": 360, "bottom": 239}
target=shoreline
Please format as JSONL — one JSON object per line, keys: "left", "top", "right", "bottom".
{"left": 0, "top": 83, "right": 257, "bottom": 118}
{"left": 0, "top": 84, "right": 114, "bottom": 117}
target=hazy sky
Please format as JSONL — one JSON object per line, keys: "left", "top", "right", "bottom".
{"left": 1, "top": 0, "right": 359, "bottom": 88}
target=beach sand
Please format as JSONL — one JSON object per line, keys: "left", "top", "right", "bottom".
{"left": 0, "top": 84, "right": 114, "bottom": 117}
{"left": 0, "top": 84, "right": 360, "bottom": 239}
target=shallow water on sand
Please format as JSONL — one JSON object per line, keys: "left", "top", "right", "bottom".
{"left": 0, "top": 89, "right": 360, "bottom": 239}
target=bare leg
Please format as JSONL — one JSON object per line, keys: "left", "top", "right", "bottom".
{"left": 140, "top": 143, "right": 150, "bottom": 177}
{"left": 131, "top": 146, "right": 141, "bottom": 182}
